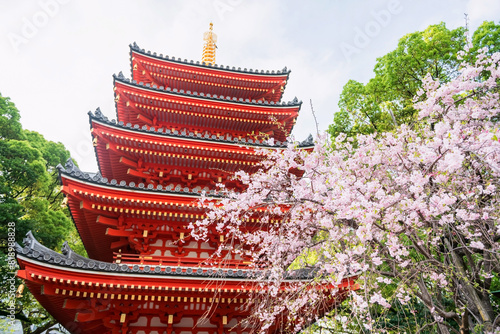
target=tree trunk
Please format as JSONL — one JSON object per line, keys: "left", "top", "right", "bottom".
{"left": 445, "top": 239, "right": 494, "bottom": 332}
{"left": 460, "top": 310, "right": 469, "bottom": 334}
{"left": 416, "top": 277, "right": 451, "bottom": 334}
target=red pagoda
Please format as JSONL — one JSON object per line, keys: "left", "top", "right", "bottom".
{"left": 16, "top": 26, "right": 356, "bottom": 333}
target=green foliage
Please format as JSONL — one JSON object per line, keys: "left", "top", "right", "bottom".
{"left": 0, "top": 93, "right": 83, "bottom": 333}
{"left": 0, "top": 140, "right": 49, "bottom": 199}
{"left": 24, "top": 131, "right": 71, "bottom": 169}
{"left": 0, "top": 135, "right": 72, "bottom": 248}
{"left": 472, "top": 21, "right": 500, "bottom": 54}
{"left": 329, "top": 21, "right": 500, "bottom": 139}
{"left": 333, "top": 77, "right": 396, "bottom": 137}
{"left": 65, "top": 228, "right": 88, "bottom": 258}
{"left": 0, "top": 94, "right": 24, "bottom": 141}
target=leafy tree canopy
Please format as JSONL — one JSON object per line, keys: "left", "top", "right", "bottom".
{"left": 0, "top": 93, "right": 82, "bottom": 333}
{"left": 0, "top": 95, "right": 24, "bottom": 141}
{"left": 328, "top": 21, "right": 500, "bottom": 139}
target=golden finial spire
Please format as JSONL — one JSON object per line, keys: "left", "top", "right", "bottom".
{"left": 202, "top": 23, "right": 217, "bottom": 65}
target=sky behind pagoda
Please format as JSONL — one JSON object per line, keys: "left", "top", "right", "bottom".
{"left": 1, "top": 0, "right": 499, "bottom": 171}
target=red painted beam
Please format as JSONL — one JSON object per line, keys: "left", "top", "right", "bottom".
{"left": 106, "top": 228, "right": 135, "bottom": 237}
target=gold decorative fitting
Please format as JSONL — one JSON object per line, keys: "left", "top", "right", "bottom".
{"left": 202, "top": 23, "right": 217, "bottom": 65}
{"left": 16, "top": 284, "right": 24, "bottom": 298}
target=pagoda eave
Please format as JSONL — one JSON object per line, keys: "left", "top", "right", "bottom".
{"left": 114, "top": 76, "right": 300, "bottom": 112}
{"left": 90, "top": 115, "right": 264, "bottom": 183}
{"left": 91, "top": 110, "right": 290, "bottom": 148}
{"left": 17, "top": 256, "right": 256, "bottom": 334}
{"left": 59, "top": 164, "right": 281, "bottom": 266}
{"left": 113, "top": 77, "right": 300, "bottom": 140}
{"left": 58, "top": 163, "right": 216, "bottom": 261}
{"left": 129, "top": 44, "right": 290, "bottom": 103}
{"left": 17, "top": 233, "right": 357, "bottom": 334}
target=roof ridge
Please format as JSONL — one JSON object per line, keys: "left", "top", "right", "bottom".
{"left": 57, "top": 157, "right": 221, "bottom": 197}
{"left": 17, "top": 231, "right": 319, "bottom": 280}
{"left": 130, "top": 42, "right": 291, "bottom": 76}
{"left": 89, "top": 109, "right": 292, "bottom": 148}
{"left": 113, "top": 74, "right": 302, "bottom": 107}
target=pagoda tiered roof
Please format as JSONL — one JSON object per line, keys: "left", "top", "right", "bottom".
{"left": 90, "top": 109, "right": 313, "bottom": 190}
{"left": 58, "top": 159, "right": 280, "bottom": 266}
{"left": 113, "top": 74, "right": 301, "bottom": 142}
{"left": 17, "top": 232, "right": 356, "bottom": 334}
{"left": 130, "top": 42, "right": 290, "bottom": 103}
{"left": 59, "top": 159, "right": 214, "bottom": 263}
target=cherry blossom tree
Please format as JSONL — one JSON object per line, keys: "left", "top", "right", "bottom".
{"left": 192, "top": 49, "right": 500, "bottom": 333}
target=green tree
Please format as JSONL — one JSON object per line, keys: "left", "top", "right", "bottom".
{"left": 0, "top": 93, "right": 82, "bottom": 333}
{"left": 0, "top": 95, "right": 24, "bottom": 141}
{"left": 472, "top": 20, "right": 500, "bottom": 54}
{"left": 328, "top": 21, "right": 500, "bottom": 139}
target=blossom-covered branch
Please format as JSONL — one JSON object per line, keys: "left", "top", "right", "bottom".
{"left": 192, "top": 49, "right": 500, "bottom": 333}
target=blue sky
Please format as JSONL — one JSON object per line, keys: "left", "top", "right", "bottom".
{"left": 1, "top": 0, "right": 499, "bottom": 171}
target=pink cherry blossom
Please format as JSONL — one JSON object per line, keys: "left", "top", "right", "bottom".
{"left": 192, "top": 49, "right": 500, "bottom": 333}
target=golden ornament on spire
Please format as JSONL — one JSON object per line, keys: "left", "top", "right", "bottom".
{"left": 202, "top": 23, "right": 217, "bottom": 65}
